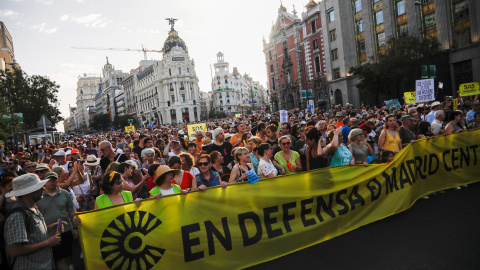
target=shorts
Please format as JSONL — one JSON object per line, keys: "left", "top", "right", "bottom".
{"left": 53, "top": 230, "right": 74, "bottom": 262}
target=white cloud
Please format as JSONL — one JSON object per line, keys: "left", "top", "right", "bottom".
{"left": 0, "top": 9, "right": 20, "bottom": 19}
{"left": 35, "top": 0, "right": 53, "bottom": 5}
{"left": 63, "top": 13, "right": 113, "bottom": 28}
{"left": 30, "top": 23, "right": 58, "bottom": 34}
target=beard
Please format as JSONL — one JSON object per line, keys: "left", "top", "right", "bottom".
{"left": 32, "top": 192, "right": 43, "bottom": 202}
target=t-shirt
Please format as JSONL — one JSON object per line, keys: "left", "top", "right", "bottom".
{"left": 133, "top": 145, "right": 144, "bottom": 159}
{"left": 258, "top": 159, "right": 277, "bottom": 178}
{"left": 328, "top": 144, "right": 352, "bottom": 167}
{"left": 149, "top": 184, "right": 181, "bottom": 197}
{"left": 229, "top": 133, "right": 244, "bottom": 147}
{"left": 207, "top": 141, "right": 233, "bottom": 166}
{"left": 37, "top": 188, "right": 74, "bottom": 235}
{"left": 100, "top": 153, "right": 128, "bottom": 171}
{"left": 398, "top": 126, "right": 416, "bottom": 145}
{"left": 274, "top": 151, "right": 300, "bottom": 175}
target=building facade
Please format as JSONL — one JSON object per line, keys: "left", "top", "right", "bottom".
{"left": 211, "top": 52, "right": 266, "bottom": 115}
{"left": 0, "top": 22, "right": 16, "bottom": 72}
{"left": 135, "top": 23, "right": 201, "bottom": 125}
{"left": 63, "top": 106, "right": 77, "bottom": 133}
{"left": 263, "top": 3, "right": 326, "bottom": 111}
{"left": 75, "top": 74, "right": 101, "bottom": 129}
{"left": 94, "top": 58, "right": 128, "bottom": 121}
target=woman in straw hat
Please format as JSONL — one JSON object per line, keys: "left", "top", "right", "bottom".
{"left": 94, "top": 172, "right": 142, "bottom": 209}
{"left": 149, "top": 165, "right": 189, "bottom": 199}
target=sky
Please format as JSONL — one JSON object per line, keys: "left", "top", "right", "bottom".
{"left": 1, "top": 0, "right": 310, "bottom": 131}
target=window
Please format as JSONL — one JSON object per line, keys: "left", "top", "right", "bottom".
{"left": 178, "top": 67, "right": 182, "bottom": 74}
{"left": 377, "top": 32, "right": 386, "bottom": 47}
{"left": 270, "top": 64, "right": 274, "bottom": 73}
{"left": 187, "top": 68, "right": 190, "bottom": 73}
{"left": 425, "top": 13, "right": 436, "bottom": 30}
{"left": 358, "top": 40, "right": 366, "bottom": 54}
{"left": 269, "top": 50, "right": 273, "bottom": 60}
{"left": 313, "top": 39, "right": 318, "bottom": 49}
{"left": 169, "top": 69, "right": 171, "bottom": 76}
{"left": 310, "top": 20, "right": 317, "bottom": 33}
{"left": 329, "top": 29, "right": 337, "bottom": 41}
{"left": 375, "top": 10, "right": 384, "bottom": 25}
{"left": 179, "top": 82, "right": 184, "bottom": 90}
{"left": 271, "top": 77, "right": 276, "bottom": 90}
{"left": 170, "top": 83, "right": 174, "bottom": 91}
{"left": 181, "top": 94, "right": 185, "bottom": 102}
{"left": 374, "top": 0, "right": 381, "bottom": 2}
{"left": 354, "top": 0, "right": 362, "bottom": 13}
{"left": 333, "top": 68, "right": 341, "bottom": 79}
{"left": 314, "top": 56, "right": 321, "bottom": 74}
{"left": 332, "top": 49, "right": 338, "bottom": 61}
{"left": 397, "top": 0, "right": 405, "bottom": 16}
{"left": 356, "top": 19, "right": 364, "bottom": 33}
{"left": 328, "top": 10, "right": 335, "bottom": 22}
{"left": 171, "top": 95, "right": 175, "bottom": 103}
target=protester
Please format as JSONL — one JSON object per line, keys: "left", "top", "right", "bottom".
{"left": 431, "top": 110, "right": 445, "bottom": 135}
{"left": 257, "top": 143, "right": 281, "bottom": 178}
{"left": 209, "top": 151, "right": 231, "bottom": 177}
{"left": 247, "top": 136, "right": 262, "bottom": 172}
{"left": 99, "top": 141, "right": 128, "bottom": 178}
{"left": 207, "top": 128, "right": 234, "bottom": 166}
{"left": 4, "top": 174, "right": 66, "bottom": 269}
{"left": 348, "top": 128, "right": 374, "bottom": 166}
{"left": 398, "top": 115, "right": 417, "bottom": 148}
{"left": 378, "top": 115, "right": 402, "bottom": 154}
{"left": 325, "top": 128, "right": 355, "bottom": 167}
{"left": 94, "top": 172, "right": 142, "bottom": 209}
{"left": 193, "top": 154, "right": 228, "bottom": 190}
{"left": 274, "top": 136, "right": 302, "bottom": 174}
{"left": 118, "top": 162, "right": 149, "bottom": 200}
{"left": 149, "top": 165, "right": 189, "bottom": 199}
{"left": 228, "top": 147, "right": 255, "bottom": 183}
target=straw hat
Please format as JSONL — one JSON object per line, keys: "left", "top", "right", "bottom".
{"left": 154, "top": 165, "right": 180, "bottom": 185}
{"left": 84, "top": 155, "right": 100, "bottom": 166}
{"left": 6, "top": 174, "right": 48, "bottom": 198}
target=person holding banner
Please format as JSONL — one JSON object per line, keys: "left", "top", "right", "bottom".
{"left": 193, "top": 154, "right": 228, "bottom": 191}
{"left": 94, "top": 172, "right": 142, "bottom": 209}
{"left": 467, "top": 112, "right": 480, "bottom": 129}
{"left": 466, "top": 99, "right": 479, "bottom": 124}
{"left": 149, "top": 165, "right": 189, "bottom": 199}
{"left": 444, "top": 111, "right": 464, "bottom": 134}
{"left": 274, "top": 136, "right": 302, "bottom": 174}
{"left": 257, "top": 143, "right": 281, "bottom": 178}
{"left": 378, "top": 115, "right": 402, "bottom": 154}
{"left": 325, "top": 128, "right": 355, "bottom": 167}
{"left": 348, "top": 129, "right": 374, "bottom": 166}
{"left": 305, "top": 126, "right": 328, "bottom": 170}
{"left": 228, "top": 147, "right": 256, "bottom": 183}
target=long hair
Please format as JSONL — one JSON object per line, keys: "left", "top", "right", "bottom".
{"left": 383, "top": 115, "right": 398, "bottom": 131}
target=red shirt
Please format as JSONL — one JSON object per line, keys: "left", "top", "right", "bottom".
{"left": 147, "top": 171, "right": 194, "bottom": 191}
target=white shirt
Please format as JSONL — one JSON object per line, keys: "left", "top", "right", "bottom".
{"left": 159, "top": 186, "right": 175, "bottom": 196}
{"left": 431, "top": 119, "right": 443, "bottom": 135}
{"left": 258, "top": 159, "right": 277, "bottom": 178}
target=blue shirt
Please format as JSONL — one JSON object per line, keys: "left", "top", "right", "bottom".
{"left": 341, "top": 126, "right": 350, "bottom": 145}
{"left": 466, "top": 109, "right": 476, "bottom": 124}
{"left": 196, "top": 170, "right": 221, "bottom": 188}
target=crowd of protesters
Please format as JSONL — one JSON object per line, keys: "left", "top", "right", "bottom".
{"left": 0, "top": 94, "right": 479, "bottom": 269}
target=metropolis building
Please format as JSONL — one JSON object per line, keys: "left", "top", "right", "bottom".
{"left": 135, "top": 21, "right": 200, "bottom": 125}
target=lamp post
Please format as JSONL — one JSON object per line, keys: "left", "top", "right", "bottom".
{"left": 6, "top": 62, "right": 18, "bottom": 150}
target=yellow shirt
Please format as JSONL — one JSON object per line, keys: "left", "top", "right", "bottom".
{"left": 384, "top": 131, "right": 400, "bottom": 152}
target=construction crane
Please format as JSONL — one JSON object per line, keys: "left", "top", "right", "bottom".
{"left": 71, "top": 45, "right": 163, "bottom": 60}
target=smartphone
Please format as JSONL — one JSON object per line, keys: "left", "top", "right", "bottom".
{"left": 57, "top": 219, "right": 62, "bottom": 234}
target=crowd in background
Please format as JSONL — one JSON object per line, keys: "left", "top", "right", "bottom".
{"left": 0, "top": 94, "right": 479, "bottom": 269}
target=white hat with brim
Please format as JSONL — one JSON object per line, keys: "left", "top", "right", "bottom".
{"left": 6, "top": 174, "right": 48, "bottom": 198}
{"left": 84, "top": 155, "right": 100, "bottom": 166}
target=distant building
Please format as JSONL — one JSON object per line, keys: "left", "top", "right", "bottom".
{"left": 135, "top": 20, "right": 201, "bottom": 125}
{"left": 0, "top": 21, "right": 17, "bottom": 71}
{"left": 94, "top": 58, "right": 128, "bottom": 121}
{"left": 63, "top": 105, "right": 77, "bottom": 133}
{"left": 75, "top": 74, "right": 101, "bottom": 129}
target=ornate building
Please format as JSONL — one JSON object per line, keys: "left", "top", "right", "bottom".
{"left": 94, "top": 58, "right": 128, "bottom": 120}
{"left": 263, "top": 2, "right": 326, "bottom": 111}
{"left": 135, "top": 19, "right": 200, "bottom": 125}
{"left": 75, "top": 74, "right": 101, "bottom": 128}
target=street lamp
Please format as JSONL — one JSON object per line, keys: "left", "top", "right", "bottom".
{"left": 6, "top": 62, "right": 18, "bottom": 150}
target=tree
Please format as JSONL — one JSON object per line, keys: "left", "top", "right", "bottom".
{"left": 91, "top": 114, "right": 111, "bottom": 131}
{"left": 0, "top": 69, "right": 63, "bottom": 132}
{"left": 349, "top": 35, "right": 441, "bottom": 104}
{"left": 112, "top": 115, "right": 138, "bottom": 129}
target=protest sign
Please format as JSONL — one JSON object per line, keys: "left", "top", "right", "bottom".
{"left": 453, "top": 99, "right": 458, "bottom": 110}
{"left": 187, "top": 123, "right": 207, "bottom": 138}
{"left": 124, "top": 126, "right": 135, "bottom": 132}
{"left": 386, "top": 99, "right": 401, "bottom": 109}
{"left": 279, "top": 110, "right": 288, "bottom": 124}
{"left": 235, "top": 113, "right": 241, "bottom": 118}
{"left": 459, "top": 82, "right": 480, "bottom": 97}
{"left": 300, "top": 90, "right": 307, "bottom": 99}
{"left": 307, "top": 100, "right": 315, "bottom": 112}
{"left": 404, "top": 92, "right": 416, "bottom": 104}
{"left": 78, "top": 130, "right": 480, "bottom": 269}
{"left": 415, "top": 79, "right": 435, "bottom": 103}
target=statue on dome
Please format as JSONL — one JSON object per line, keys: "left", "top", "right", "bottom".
{"left": 166, "top": 18, "right": 177, "bottom": 31}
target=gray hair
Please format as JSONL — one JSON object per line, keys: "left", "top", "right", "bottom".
{"left": 434, "top": 110, "right": 445, "bottom": 118}
{"left": 348, "top": 128, "right": 364, "bottom": 142}
{"left": 99, "top": 141, "right": 112, "bottom": 148}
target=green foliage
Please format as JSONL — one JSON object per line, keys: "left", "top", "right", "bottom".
{"left": 349, "top": 35, "right": 441, "bottom": 102}
{"left": 0, "top": 69, "right": 63, "bottom": 134}
{"left": 112, "top": 115, "right": 138, "bottom": 129}
{"left": 91, "top": 114, "right": 111, "bottom": 131}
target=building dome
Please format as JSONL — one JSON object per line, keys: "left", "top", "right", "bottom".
{"left": 162, "top": 28, "right": 188, "bottom": 55}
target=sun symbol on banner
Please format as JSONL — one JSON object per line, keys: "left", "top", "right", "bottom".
{"left": 100, "top": 211, "right": 165, "bottom": 269}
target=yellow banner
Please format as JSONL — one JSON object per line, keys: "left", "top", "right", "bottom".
{"left": 235, "top": 113, "right": 241, "bottom": 118}
{"left": 187, "top": 123, "right": 207, "bottom": 138}
{"left": 459, "top": 82, "right": 480, "bottom": 96}
{"left": 453, "top": 99, "right": 458, "bottom": 110}
{"left": 124, "top": 126, "right": 135, "bottom": 133}
{"left": 77, "top": 130, "right": 480, "bottom": 269}
{"left": 404, "top": 91, "right": 416, "bottom": 104}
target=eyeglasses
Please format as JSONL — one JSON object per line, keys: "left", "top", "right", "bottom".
{"left": 198, "top": 162, "right": 209, "bottom": 167}
{"left": 281, "top": 142, "right": 291, "bottom": 146}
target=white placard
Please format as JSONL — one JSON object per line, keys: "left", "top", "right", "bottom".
{"left": 307, "top": 100, "right": 315, "bottom": 112}
{"left": 415, "top": 79, "right": 435, "bottom": 103}
{"left": 280, "top": 110, "right": 288, "bottom": 124}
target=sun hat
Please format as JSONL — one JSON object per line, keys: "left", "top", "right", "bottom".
{"left": 178, "top": 130, "right": 185, "bottom": 135}
{"left": 54, "top": 150, "right": 66, "bottom": 157}
{"left": 84, "top": 155, "right": 100, "bottom": 166}
{"left": 35, "top": 163, "right": 49, "bottom": 171}
{"left": 430, "top": 101, "right": 441, "bottom": 108}
{"left": 400, "top": 115, "right": 415, "bottom": 122}
{"left": 65, "top": 150, "right": 72, "bottom": 156}
{"left": 154, "top": 165, "right": 180, "bottom": 185}
{"left": 6, "top": 174, "right": 48, "bottom": 198}
{"left": 44, "top": 172, "right": 58, "bottom": 180}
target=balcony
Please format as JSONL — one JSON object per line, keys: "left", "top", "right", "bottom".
{"left": 397, "top": 14, "right": 407, "bottom": 25}
{"left": 373, "top": 1, "right": 382, "bottom": 12}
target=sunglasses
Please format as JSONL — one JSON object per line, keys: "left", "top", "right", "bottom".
{"left": 35, "top": 170, "right": 48, "bottom": 173}
{"left": 198, "top": 162, "right": 209, "bottom": 167}
{"left": 281, "top": 142, "right": 291, "bottom": 146}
